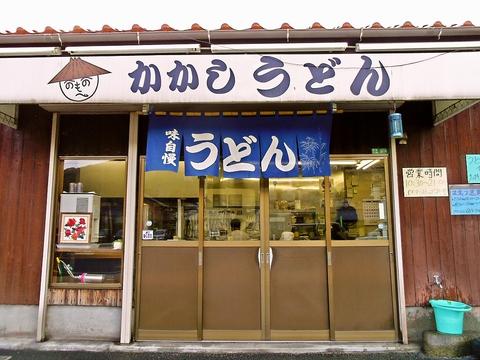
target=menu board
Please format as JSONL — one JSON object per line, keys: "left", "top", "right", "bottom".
{"left": 449, "top": 184, "right": 480, "bottom": 215}
{"left": 362, "top": 199, "right": 387, "bottom": 225}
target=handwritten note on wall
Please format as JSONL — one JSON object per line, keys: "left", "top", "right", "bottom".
{"left": 450, "top": 184, "right": 480, "bottom": 215}
{"left": 402, "top": 167, "right": 448, "bottom": 197}
{"left": 466, "top": 154, "right": 480, "bottom": 183}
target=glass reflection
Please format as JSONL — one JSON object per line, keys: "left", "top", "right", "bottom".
{"left": 205, "top": 176, "right": 260, "bottom": 241}
{"left": 269, "top": 177, "right": 325, "bottom": 241}
{"left": 329, "top": 158, "right": 388, "bottom": 240}
{"left": 143, "top": 162, "right": 199, "bottom": 240}
{"left": 62, "top": 158, "right": 126, "bottom": 244}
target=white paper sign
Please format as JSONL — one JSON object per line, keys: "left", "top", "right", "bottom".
{"left": 142, "top": 230, "right": 154, "bottom": 240}
{"left": 402, "top": 167, "right": 448, "bottom": 197}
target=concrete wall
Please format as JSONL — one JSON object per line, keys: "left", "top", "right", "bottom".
{"left": 46, "top": 306, "right": 121, "bottom": 341}
{"left": 0, "top": 305, "right": 120, "bottom": 341}
{"left": 407, "top": 306, "right": 480, "bottom": 342}
{"left": 0, "top": 305, "right": 38, "bottom": 337}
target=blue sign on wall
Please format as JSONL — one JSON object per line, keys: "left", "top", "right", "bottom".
{"left": 449, "top": 184, "right": 480, "bottom": 215}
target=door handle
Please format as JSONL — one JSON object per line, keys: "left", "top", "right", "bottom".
{"left": 257, "top": 248, "right": 263, "bottom": 269}
{"left": 257, "top": 248, "right": 273, "bottom": 270}
{"left": 267, "top": 247, "right": 273, "bottom": 270}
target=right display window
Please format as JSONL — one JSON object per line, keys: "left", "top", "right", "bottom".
{"left": 329, "top": 158, "right": 389, "bottom": 241}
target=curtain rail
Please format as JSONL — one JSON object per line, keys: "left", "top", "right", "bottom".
{"left": 152, "top": 110, "right": 341, "bottom": 117}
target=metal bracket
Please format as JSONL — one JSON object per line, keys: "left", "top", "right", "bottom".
{"left": 0, "top": 110, "right": 17, "bottom": 129}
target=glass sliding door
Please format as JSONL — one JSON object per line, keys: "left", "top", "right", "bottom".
{"left": 135, "top": 155, "right": 398, "bottom": 342}
{"left": 267, "top": 177, "right": 330, "bottom": 340}
{"left": 136, "top": 160, "right": 200, "bottom": 340}
{"left": 329, "top": 156, "right": 397, "bottom": 340}
{"left": 202, "top": 175, "right": 262, "bottom": 340}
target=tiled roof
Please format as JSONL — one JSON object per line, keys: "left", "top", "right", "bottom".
{"left": 1, "top": 21, "right": 477, "bottom": 34}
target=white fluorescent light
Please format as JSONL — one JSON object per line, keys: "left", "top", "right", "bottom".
{"left": 66, "top": 44, "right": 201, "bottom": 55}
{"left": 356, "top": 41, "right": 480, "bottom": 52}
{"left": 271, "top": 178, "right": 318, "bottom": 183}
{"left": 0, "top": 47, "right": 61, "bottom": 57}
{"left": 361, "top": 159, "right": 380, "bottom": 170}
{"left": 219, "top": 177, "right": 259, "bottom": 182}
{"left": 330, "top": 160, "right": 358, "bottom": 165}
{"left": 356, "top": 159, "right": 373, "bottom": 170}
{"left": 211, "top": 42, "right": 348, "bottom": 53}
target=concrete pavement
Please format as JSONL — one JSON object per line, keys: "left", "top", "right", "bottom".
{"left": 0, "top": 338, "right": 475, "bottom": 359}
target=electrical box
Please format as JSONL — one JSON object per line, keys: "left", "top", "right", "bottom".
{"left": 60, "top": 193, "right": 101, "bottom": 242}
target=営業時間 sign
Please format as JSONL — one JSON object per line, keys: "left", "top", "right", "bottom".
{"left": 402, "top": 167, "right": 448, "bottom": 197}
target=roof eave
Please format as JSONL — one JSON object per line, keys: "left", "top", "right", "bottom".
{"left": 0, "top": 26, "right": 479, "bottom": 47}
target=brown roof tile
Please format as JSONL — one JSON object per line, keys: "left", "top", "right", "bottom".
{"left": 250, "top": 22, "right": 264, "bottom": 30}
{"left": 72, "top": 25, "right": 87, "bottom": 33}
{"left": 15, "top": 27, "right": 29, "bottom": 34}
{"left": 220, "top": 23, "right": 234, "bottom": 30}
{"left": 310, "top": 22, "right": 325, "bottom": 29}
{"left": 341, "top": 22, "right": 354, "bottom": 29}
{"left": 370, "top": 22, "right": 384, "bottom": 29}
{"left": 0, "top": 21, "right": 478, "bottom": 36}
{"left": 101, "top": 25, "right": 116, "bottom": 32}
{"left": 401, "top": 21, "right": 416, "bottom": 28}
{"left": 160, "top": 24, "right": 175, "bottom": 31}
{"left": 432, "top": 21, "right": 445, "bottom": 28}
{"left": 191, "top": 23, "right": 205, "bottom": 31}
{"left": 280, "top": 23, "right": 294, "bottom": 30}
{"left": 131, "top": 24, "right": 146, "bottom": 32}
{"left": 43, "top": 26, "right": 58, "bottom": 34}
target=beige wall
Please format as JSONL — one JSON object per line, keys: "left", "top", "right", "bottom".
{"left": 77, "top": 160, "right": 127, "bottom": 198}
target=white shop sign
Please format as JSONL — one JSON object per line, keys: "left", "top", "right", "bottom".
{"left": 2, "top": 52, "right": 480, "bottom": 103}
{"left": 402, "top": 167, "right": 449, "bottom": 197}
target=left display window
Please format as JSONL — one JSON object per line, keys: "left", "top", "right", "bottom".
{"left": 51, "top": 157, "right": 127, "bottom": 288}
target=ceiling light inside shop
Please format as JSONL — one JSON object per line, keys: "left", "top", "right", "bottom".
{"left": 330, "top": 160, "right": 358, "bottom": 165}
{"left": 361, "top": 159, "right": 380, "bottom": 170}
{"left": 271, "top": 178, "right": 320, "bottom": 183}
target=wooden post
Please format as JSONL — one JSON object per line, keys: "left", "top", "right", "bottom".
{"left": 36, "top": 113, "right": 59, "bottom": 341}
{"left": 390, "top": 137, "right": 408, "bottom": 344}
{"left": 120, "top": 112, "right": 139, "bottom": 343}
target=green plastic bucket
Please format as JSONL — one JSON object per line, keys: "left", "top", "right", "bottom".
{"left": 429, "top": 299, "right": 472, "bottom": 335}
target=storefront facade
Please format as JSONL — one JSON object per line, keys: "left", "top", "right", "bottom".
{"left": 1, "top": 22, "right": 480, "bottom": 344}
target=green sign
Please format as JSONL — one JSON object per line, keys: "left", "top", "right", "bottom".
{"left": 466, "top": 154, "right": 480, "bottom": 183}
{"left": 371, "top": 148, "right": 388, "bottom": 154}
